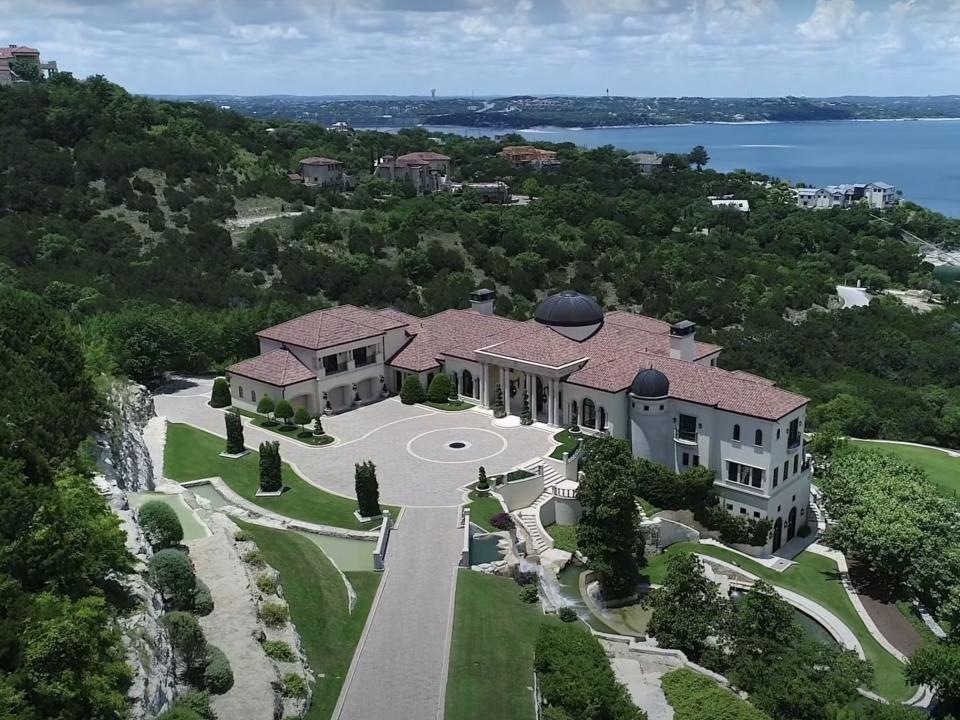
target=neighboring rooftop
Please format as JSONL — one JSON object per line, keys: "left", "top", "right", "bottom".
{"left": 257, "top": 305, "right": 406, "bottom": 350}
{"left": 300, "top": 156, "right": 342, "bottom": 166}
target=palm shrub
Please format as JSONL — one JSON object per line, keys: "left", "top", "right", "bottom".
{"left": 150, "top": 549, "right": 196, "bottom": 608}
{"left": 258, "top": 441, "right": 282, "bottom": 493}
{"left": 139, "top": 500, "right": 184, "bottom": 549}
{"left": 427, "top": 373, "right": 454, "bottom": 403}
{"left": 493, "top": 384, "right": 505, "bottom": 418}
{"left": 400, "top": 374, "right": 425, "bottom": 404}
{"left": 224, "top": 409, "right": 245, "bottom": 454}
{"left": 256, "top": 394, "right": 275, "bottom": 419}
{"left": 274, "top": 399, "right": 294, "bottom": 426}
{"left": 293, "top": 406, "right": 311, "bottom": 429}
{"left": 163, "top": 611, "right": 208, "bottom": 675}
{"left": 355, "top": 460, "right": 381, "bottom": 518}
{"left": 203, "top": 645, "right": 234, "bottom": 694}
{"left": 209, "top": 378, "right": 231, "bottom": 408}
{"left": 312, "top": 416, "right": 325, "bottom": 436}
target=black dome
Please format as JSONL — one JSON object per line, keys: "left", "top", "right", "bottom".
{"left": 534, "top": 290, "right": 604, "bottom": 327}
{"left": 631, "top": 368, "right": 670, "bottom": 398}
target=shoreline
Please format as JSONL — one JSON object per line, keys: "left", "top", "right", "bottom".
{"left": 418, "top": 117, "right": 960, "bottom": 132}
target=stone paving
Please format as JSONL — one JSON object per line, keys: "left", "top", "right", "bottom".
{"left": 153, "top": 376, "right": 557, "bottom": 507}
{"left": 335, "top": 506, "right": 463, "bottom": 720}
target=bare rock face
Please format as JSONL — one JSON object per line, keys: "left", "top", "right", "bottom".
{"left": 98, "top": 381, "right": 157, "bottom": 492}
{"left": 96, "top": 380, "right": 179, "bottom": 719}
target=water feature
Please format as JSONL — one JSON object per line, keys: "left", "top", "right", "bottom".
{"left": 470, "top": 529, "right": 506, "bottom": 565}
{"left": 190, "top": 483, "right": 230, "bottom": 510}
{"left": 129, "top": 492, "right": 209, "bottom": 541}
{"left": 297, "top": 532, "right": 376, "bottom": 572}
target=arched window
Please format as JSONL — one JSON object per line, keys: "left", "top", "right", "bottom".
{"left": 754, "top": 429, "right": 763, "bottom": 446}
{"left": 251, "top": 389, "right": 257, "bottom": 402}
{"left": 582, "top": 398, "right": 596, "bottom": 429}
{"left": 733, "top": 424, "right": 740, "bottom": 441}
{"left": 598, "top": 406, "right": 607, "bottom": 432}
{"left": 462, "top": 369, "right": 474, "bottom": 399}
{"left": 238, "top": 386, "right": 244, "bottom": 399}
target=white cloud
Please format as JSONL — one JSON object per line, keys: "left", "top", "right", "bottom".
{"left": 797, "top": 0, "right": 866, "bottom": 42}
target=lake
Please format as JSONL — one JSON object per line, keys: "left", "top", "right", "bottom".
{"left": 417, "top": 120, "right": 960, "bottom": 217}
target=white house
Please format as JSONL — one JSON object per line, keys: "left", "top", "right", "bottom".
{"left": 228, "top": 290, "right": 811, "bottom": 552}
{"left": 374, "top": 151, "right": 451, "bottom": 195}
{"left": 299, "top": 157, "right": 345, "bottom": 187}
{"left": 865, "top": 182, "right": 901, "bottom": 209}
{"left": 792, "top": 182, "right": 900, "bottom": 210}
{"left": 627, "top": 151, "right": 663, "bottom": 175}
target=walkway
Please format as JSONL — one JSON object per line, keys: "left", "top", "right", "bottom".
{"left": 154, "top": 377, "right": 555, "bottom": 507}
{"left": 187, "top": 514, "right": 277, "bottom": 720}
{"left": 848, "top": 558, "right": 924, "bottom": 658}
{"left": 335, "top": 506, "right": 462, "bottom": 720}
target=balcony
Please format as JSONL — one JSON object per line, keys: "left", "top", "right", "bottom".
{"left": 787, "top": 434, "right": 802, "bottom": 450}
{"left": 322, "top": 363, "right": 348, "bottom": 376}
{"left": 353, "top": 356, "right": 378, "bottom": 368}
{"left": 674, "top": 429, "right": 698, "bottom": 445}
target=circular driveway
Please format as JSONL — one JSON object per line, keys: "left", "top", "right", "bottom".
{"left": 153, "top": 378, "right": 558, "bottom": 506}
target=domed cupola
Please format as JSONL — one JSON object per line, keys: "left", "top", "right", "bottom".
{"left": 630, "top": 368, "right": 670, "bottom": 398}
{"left": 533, "top": 290, "right": 604, "bottom": 341}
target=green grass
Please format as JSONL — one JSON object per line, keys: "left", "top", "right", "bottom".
{"left": 894, "top": 600, "right": 938, "bottom": 645}
{"left": 662, "top": 668, "right": 770, "bottom": 720}
{"left": 638, "top": 497, "right": 662, "bottom": 516}
{"left": 445, "top": 570, "right": 560, "bottom": 720}
{"left": 644, "top": 542, "right": 914, "bottom": 702}
{"left": 851, "top": 440, "right": 960, "bottom": 496}
{"left": 423, "top": 400, "right": 475, "bottom": 412}
{"left": 548, "top": 429, "right": 580, "bottom": 460}
{"left": 235, "top": 521, "right": 380, "bottom": 720}
{"left": 164, "top": 423, "right": 399, "bottom": 530}
{"left": 546, "top": 524, "right": 578, "bottom": 553}
{"left": 467, "top": 491, "right": 505, "bottom": 533}
{"left": 234, "top": 408, "right": 334, "bottom": 446}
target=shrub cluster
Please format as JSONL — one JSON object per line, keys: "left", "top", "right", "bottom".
{"left": 163, "top": 611, "right": 208, "bottom": 674}
{"left": 699, "top": 505, "right": 773, "bottom": 547}
{"left": 209, "top": 378, "right": 232, "bottom": 408}
{"left": 535, "top": 624, "right": 643, "bottom": 719}
{"left": 203, "top": 645, "right": 234, "bottom": 694}
{"left": 519, "top": 585, "right": 539, "bottom": 604}
{"left": 192, "top": 579, "right": 214, "bottom": 616}
{"left": 661, "top": 669, "right": 769, "bottom": 720}
{"left": 256, "top": 574, "right": 278, "bottom": 595}
{"left": 281, "top": 672, "right": 309, "bottom": 698}
{"left": 427, "top": 373, "right": 454, "bottom": 403}
{"left": 224, "top": 408, "right": 245, "bottom": 454}
{"left": 489, "top": 512, "right": 515, "bottom": 530}
{"left": 139, "top": 500, "right": 184, "bottom": 549}
{"left": 355, "top": 460, "right": 381, "bottom": 518}
{"left": 243, "top": 549, "right": 266, "bottom": 568}
{"left": 260, "top": 602, "right": 290, "bottom": 628}
{"left": 263, "top": 639, "right": 296, "bottom": 662}
{"left": 400, "top": 374, "right": 426, "bottom": 404}
{"left": 150, "top": 549, "right": 197, "bottom": 608}
{"left": 258, "top": 440, "right": 282, "bottom": 493}
{"left": 637, "top": 461, "right": 714, "bottom": 511}
{"left": 157, "top": 692, "right": 215, "bottom": 720}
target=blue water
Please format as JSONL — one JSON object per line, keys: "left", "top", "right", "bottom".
{"left": 419, "top": 120, "right": 960, "bottom": 217}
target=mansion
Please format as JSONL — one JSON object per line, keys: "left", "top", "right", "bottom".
{"left": 227, "top": 290, "right": 811, "bottom": 551}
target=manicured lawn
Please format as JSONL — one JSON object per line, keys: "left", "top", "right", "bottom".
{"left": 445, "top": 570, "right": 560, "bottom": 720}
{"left": 423, "top": 400, "right": 475, "bottom": 412}
{"left": 851, "top": 440, "right": 960, "bottom": 496}
{"left": 639, "top": 497, "right": 662, "bottom": 516}
{"left": 546, "top": 523, "right": 578, "bottom": 553}
{"left": 234, "top": 408, "right": 334, "bottom": 446}
{"left": 164, "top": 423, "right": 399, "bottom": 530}
{"left": 548, "top": 429, "right": 580, "bottom": 460}
{"left": 236, "top": 521, "right": 381, "bottom": 720}
{"left": 645, "top": 542, "right": 914, "bottom": 702}
{"left": 467, "top": 491, "right": 505, "bottom": 533}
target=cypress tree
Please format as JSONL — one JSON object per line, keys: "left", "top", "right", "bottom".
{"left": 355, "top": 461, "right": 381, "bottom": 518}
{"left": 259, "top": 441, "right": 282, "bottom": 493}
{"left": 210, "top": 378, "right": 232, "bottom": 408}
{"left": 225, "top": 409, "right": 245, "bottom": 454}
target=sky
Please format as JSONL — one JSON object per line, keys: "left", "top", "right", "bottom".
{"left": 4, "top": 0, "right": 960, "bottom": 97}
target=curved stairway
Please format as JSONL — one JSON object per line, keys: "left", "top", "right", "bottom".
{"left": 512, "top": 457, "right": 566, "bottom": 555}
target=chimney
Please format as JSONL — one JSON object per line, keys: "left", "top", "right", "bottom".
{"left": 469, "top": 288, "right": 495, "bottom": 316}
{"left": 669, "top": 320, "right": 697, "bottom": 361}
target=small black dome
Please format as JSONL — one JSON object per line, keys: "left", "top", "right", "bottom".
{"left": 534, "top": 290, "right": 604, "bottom": 328}
{"left": 631, "top": 368, "right": 670, "bottom": 398}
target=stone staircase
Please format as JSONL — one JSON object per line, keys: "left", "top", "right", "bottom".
{"left": 512, "top": 458, "right": 566, "bottom": 555}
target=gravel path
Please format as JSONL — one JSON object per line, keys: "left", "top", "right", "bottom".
{"left": 849, "top": 559, "right": 924, "bottom": 658}
{"left": 188, "top": 514, "right": 277, "bottom": 720}
{"left": 336, "top": 506, "right": 462, "bottom": 720}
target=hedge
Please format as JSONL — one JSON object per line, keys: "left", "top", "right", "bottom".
{"left": 139, "top": 500, "right": 184, "bottom": 549}
{"left": 203, "top": 645, "right": 234, "bottom": 694}
{"left": 660, "top": 669, "right": 770, "bottom": 720}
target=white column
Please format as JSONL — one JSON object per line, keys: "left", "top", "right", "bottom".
{"left": 480, "top": 363, "right": 488, "bottom": 407}
{"left": 505, "top": 369, "right": 512, "bottom": 414}
{"left": 547, "top": 378, "right": 555, "bottom": 425}
{"left": 528, "top": 373, "right": 536, "bottom": 419}
{"left": 499, "top": 367, "right": 506, "bottom": 408}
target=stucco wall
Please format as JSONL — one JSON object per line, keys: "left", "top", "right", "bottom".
{"left": 494, "top": 472, "right": 544, "bottom": 511}
{"left": 561, "top": 384, "right": 628, "bottom": 438}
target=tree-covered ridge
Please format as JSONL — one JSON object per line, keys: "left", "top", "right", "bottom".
{"left": 2, "top": 74, "right": 960, "bottom": 446}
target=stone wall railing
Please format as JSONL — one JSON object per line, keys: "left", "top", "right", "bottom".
{"left": 373, "top": 511, "right": 393, "bottom": 571}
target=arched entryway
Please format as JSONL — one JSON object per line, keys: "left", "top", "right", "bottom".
{"left": 772, "top": 517, "right": 783, "bottom": 552}
{"left": 535, "top": 377, "right": 547, "bottom": 421}
{"left": 787, "top": 507, "right": 797, "bottom": 541}
{"left": 582, "top": 398, "right": 596, "bottom": 429}
{"left": 462, "top": 369, "right": 474, "bottom": 399}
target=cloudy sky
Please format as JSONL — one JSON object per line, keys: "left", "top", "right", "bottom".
{"left": 4, "top": 0, "right": 959, "bottom": 97}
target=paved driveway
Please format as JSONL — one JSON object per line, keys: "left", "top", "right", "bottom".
{"left": 154, "top": 377, "right": 557, "bottom": 507}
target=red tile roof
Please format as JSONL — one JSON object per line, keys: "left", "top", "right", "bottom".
{"left": 396, "top": 151, "right": 450, "bottom": 163}
{"left": 228, "top": 349, "right": 314, "bottom": 386}
{"left": 566, "top": 353, "right": 806, "bottom": 420}
{"left": 0, "top": 47, "right": 39, "bottom": 59}
{"left": 300, "top": 157, "right": 342, "bottom": 166}
{"left": 257, "top": 305, "right": 406, "bottom": 350}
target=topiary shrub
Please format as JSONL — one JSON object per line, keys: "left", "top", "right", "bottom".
{"left": 209, "top": 378, "right": 231, "bottom": 408}
{"left": 400, "top": 375, "right": 426, "bottom": 405}
{"left": 256, "top": 394, "right": 275, "bottom": 419}
{"left": 203, "top": 645, "right": 234, "bottom": 694}
{"left": 427, "top": 373, "right": 454, "bottom": 403}
{"left": 476, "top": 466, "right": 489, "bottom": 494}
{"left": 258, "top": 441, "right": 282, "bottom": 493}
{"left": 163, "top": 611, "right": 208, "bottom": 674}
{"left": 260, "top": 602, "right": 289, "bottom": 628}
{"left": 490, "top": 512, "right": 515, "bottom": 531}
{"left": 520, "top": 585, "right": 539, "bottom": 604}
{"left": 193, "top": 579, "right": 214, "bottom": 616}
{"left": 558, "top": 607, "right": 578, "bottom": 623}
{"left": 312, "top": 416, "right": 325, "bottom": 436}
{"left": 293, "top": 406, "right": 311, "bottom": 429}
{"left": 520, "top": 388, "right": 532, "bottom": 425}
{"left": 256, "top": 574, "right": 278, "bottom": 595}
{"left": 150, "top": 549, "right": 196, "bottom": 608}
{"left": 274, "top": 399, "right": 294, "bottom": 426}
{"left": 355, "top": 461, "right": 381, "bottom": 518}
{"left": 281, "top": 673, "right": 309, "bottom": 698}
{"left": 263, "top": 639, "right": 296, "bottom": 662}
{"left": 224, "top": 409, "right": 245, "bottom": 454}
{"left": 139, "top": 500, "right": 184, "bottom": 549}
{"left": 493, "top": 384, "right": 505, "bottom": 418}
{"left": 242, "top": 549, "right": 265, "bottom": 568}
